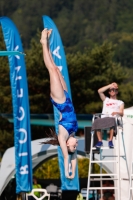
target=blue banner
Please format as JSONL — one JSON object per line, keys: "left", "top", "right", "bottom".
{"left": 43, "top": 15, "right": 79, "bottom": 190}
{"left": 0, "top": 17, "right": 32, "bottom": 193}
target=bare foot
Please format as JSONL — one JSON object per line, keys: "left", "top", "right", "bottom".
{"left": 40, "top": 28, "right": 48, "bottom": 45}
{"left": 47, "top": 29, "right": 52, "bottom": 38}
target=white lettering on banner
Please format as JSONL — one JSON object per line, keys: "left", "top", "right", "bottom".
{"left": 14, "top": 45, "right": 20, "bottom": 59}
{"left": 57, "top": 66, "right": 62, "bottom": 71}
{"left": 20, "top": 165, "right": 29, "bottom": 174}
{"left": 17, "top": 107, "right": 25, "bottom": 121}
{"left": 17, "top": 89, "right": 23, "bottom": 98}
{"left": 53, "top": 46, "right": 61, "bottom": 59}
{"left": 19, "top": 152, "right": 28, "bottom": 157}
{"left": 69, "top": 163, "right": 72, "bottom": 173}
{"left": 15, "top": 66, "right": 22, "bottom": 80}
{"left": 14, "top": 45, "right": 19, "bottom": 51}
{"left": 15, "top": 54, "right": 29, "bottom": 179}
{"left": 19, "top": 128, "right": 27, "bottom": 144}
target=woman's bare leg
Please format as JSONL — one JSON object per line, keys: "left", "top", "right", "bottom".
{"left": 47, "top": 29, "right": 68, "bottom": 92}
{"left": 96, "top": 130, "right": 102, "bottom": 141}
{"left": 109, "top": 128, "right": 114, "bottom": 141}
{"left": 56, "top": 68, "right": 68, "bottom": 91}
{"left": 40, "top": 29, "right": 65, "bottom": 103}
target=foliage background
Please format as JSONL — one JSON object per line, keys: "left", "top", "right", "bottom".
{"left": 34, "top": 157, "right": 106, "bottom": 179}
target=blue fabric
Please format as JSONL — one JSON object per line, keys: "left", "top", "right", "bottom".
{"left": 43, "top": 15, "right": 79, "bottom": 191}
{"left": 108, "top": 141, "right": 114, "bottom": 148}
{"left": 50, "top": 90, "right": 78, "bottom": 135}
{"left": 0, "top": 17, "right": 32, "bottom": 193}
{"left": 95, "top": 141, "right": 103, "bottom": 148}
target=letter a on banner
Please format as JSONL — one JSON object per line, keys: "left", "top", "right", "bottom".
{"left": 0, "top": 17, "right": 32, "bottom": 193}
{"left": 42, "top": 15, "right": 79, "bottom": 191}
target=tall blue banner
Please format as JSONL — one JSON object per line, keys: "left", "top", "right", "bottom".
{"left": 0, "top": 17, "right": 32, "bottom": 193}
{"left": 43, "top": 15, "right": 79, "bottom": 190}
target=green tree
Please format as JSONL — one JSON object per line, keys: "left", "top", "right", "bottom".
{"left": 0, "top": 27, "right": 12, "bottom": 113}
{"left": 1, "top": 0, "right": 133, "bottom": 55}
{"left": 34, "top": 157, "right": 106, "bottom": 179}
{"left": 0, "top": 0, "right": 19, "bottom": 16}
{"left": 108, "top": 32, "right": 133, "bottom": 68}
{"left": 0, "top": 130, "right": 14, "bottom": 156}
{"left": 119, "top": 82, "right": 133, "bottom": 108}
{"left": 0, "top": 27, "right": 14, "bottom": 155}
{"left": 34, "top": 158, "right": 60, "bottom": 179}
{"left": 67, "top": 42, "right": 129, "bottom": 113}
{"left": 25, "top": 36, "right": 132, "bottom": 114}
{"left": 25, "top": 34, "right": 53, "bottom": 114}
{"left": 11, "top": 0, "right": 65, "bottom": 48}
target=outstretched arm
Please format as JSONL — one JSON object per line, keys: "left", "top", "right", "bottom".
{"left": 67, "top": 151, "right": 77, "bottom": 179}
{"left": 58, "top": 133, "right": 69, "bottom": 178}
{"left": 98, "top": 82, "right": 118, "bottom": 101}
{"left": 58, "top": 131, "right": 76, "bottom": 179}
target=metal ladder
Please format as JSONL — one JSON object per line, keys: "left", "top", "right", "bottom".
{"left": 86, "top": 114, "right": 128, "bottom": 200}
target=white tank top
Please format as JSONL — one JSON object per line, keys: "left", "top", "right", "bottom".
{"left": 102, "top": 97, "right": 124, "bottom": 118}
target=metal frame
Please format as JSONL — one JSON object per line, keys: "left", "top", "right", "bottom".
{"left": 26, "top": 188, "right": 50, "bottom": 200}
{"left": 86, "top": 114, "right": 128, "bottom": 200}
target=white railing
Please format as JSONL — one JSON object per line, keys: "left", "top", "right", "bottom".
{"left": 26, "top": 188, "right": 50, "bottom": 200}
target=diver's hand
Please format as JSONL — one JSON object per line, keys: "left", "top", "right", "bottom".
{"left": 65, "top": 171, "right": 74, "bottom": 179}
{"left": 67, "top": 175, "right": 74, "bottom": 179}
{"left": 65, "top": 170, "right": 69, "bottom": 179}
{"left": 110, "top": 82, "right": 118, "bottom": 89}
{"left": 67, "top": 173, "right": 75, "bottom": 179}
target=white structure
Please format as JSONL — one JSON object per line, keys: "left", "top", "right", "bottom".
{"left": 0, "top": 137, "right": 86, "bottom": 195}
{"left": 88, "top": 107, "right": 133, "bottom": 200}
{"left": 26, "top": 188, "right": 50, "bottom": 200}
{"left": 120, "top": 107, "right": 133, "bottom": 200}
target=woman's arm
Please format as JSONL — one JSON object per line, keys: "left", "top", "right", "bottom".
{"left": 68, "top": 151, "right": 77, "bottom": 179}
{"left": 111, "top": 103, "right": 124, "bottom": 117}
{"left": 58, "top": 134, "right": 69, "bottom": 178}
{"left": 98, "top": 82, "right": 118, "bottom": 101}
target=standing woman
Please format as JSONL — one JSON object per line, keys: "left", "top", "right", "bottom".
{"left": 40, "top": 29, "right": 78, "bottom": 179}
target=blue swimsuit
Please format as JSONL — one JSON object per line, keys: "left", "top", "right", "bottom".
{"left": 50, "top": 90, "right": 78, "bottom": 135}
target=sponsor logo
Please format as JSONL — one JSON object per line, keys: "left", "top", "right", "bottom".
{"left": 127, "top": 115, "right": 133, "bottom": 118}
